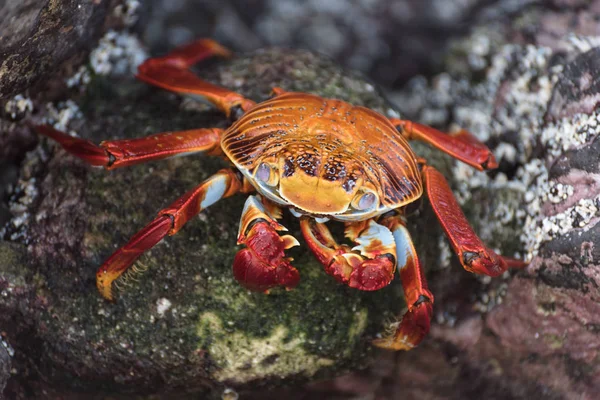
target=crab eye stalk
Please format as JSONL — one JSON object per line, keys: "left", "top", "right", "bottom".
{"left": 352, "top": 191, "right": 378, "bottom": 211}
{"left": 256, "top": 162, "right": 279, "bottom": 187}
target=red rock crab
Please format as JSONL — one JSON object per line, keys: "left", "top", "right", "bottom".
{"left": 36, "top": 39, "right": 525, "bottom": 350}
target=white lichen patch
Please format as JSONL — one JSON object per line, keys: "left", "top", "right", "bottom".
{"left": 5, "top": 171, "right": 39, "bottom": 241}
{"left": 564, "top": 34, "right": 600, "bottom": 54}
{"left": 66, "top": 65, "right": 92, "bottom": 88}
{"left": 4, "top": 94, "right": 33, "bottom": 119}
{"left": 156, "top": 298, "right": 172, "bottom": 317}
{"left": 113, "top": 0, "right": 141, "bottom": 27}
{"left": 437, "top": 236, "right": 452, "bottom": 269}
{"left": 540, "top": 111, "right": 600, "bottom": 158}
{"left": 89, "top": 30, "right": 147, "bottom": 77}
{"left": 1, "top": 338, "right": 14, "bottom": 357}
{"left": 197, "top": 312, "right": 334, "bottom": 383}
{"left": 547, "top": 182, "right": 575, "bottom": 204}
{"left": 520, "top": 110, "right": 600, "bottom": 259}
{"left": 45, "top": 100, "right": 83, "bottom": 132}
{"left": 65, "top": 30, "right": 147, "bottom": 89}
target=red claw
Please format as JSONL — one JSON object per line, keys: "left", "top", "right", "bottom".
{"left": 300, "top": 218, "right": 396, "bottom": 292}
{"left": 233, "top": 221, "right": 300, "bottom": 292}
{"left": 348, "top": 257, "right": 395, "bottom": 291}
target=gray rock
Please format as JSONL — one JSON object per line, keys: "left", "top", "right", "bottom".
{"left": 7, "top": 2, "right": 594, "bottom": 398}
{"left": 380, "top": 5, "right": 600, "bottom": 399}
{"left": 0, "top": 0, "right": 112, "bottom": 99}
{"left": 0, "top": 339, "right": 10, "bottom": 399}
{"left": 139, "top": 0, "right": 538, "bottom": 89}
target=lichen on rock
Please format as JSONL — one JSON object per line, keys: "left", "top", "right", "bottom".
{"left": 389, "top": 17, "right": 600, "bottom": 397}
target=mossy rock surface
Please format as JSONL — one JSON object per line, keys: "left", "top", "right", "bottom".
{"left": 3, "top": 49, "right": 404, "bottom": 398}
{"left": 1, "top": 48, "right": 523, "bottom": 398}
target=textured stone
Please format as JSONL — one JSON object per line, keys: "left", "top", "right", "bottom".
{"left": 4, "top": 1, "right": 599, "bottom": 398}
{"left": 0, "top": 0, "right": 111, "bottom": 99}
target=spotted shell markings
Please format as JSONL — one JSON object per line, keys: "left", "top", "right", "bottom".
{"left": 221, "top": 91, "right": 423, "bottom": 217}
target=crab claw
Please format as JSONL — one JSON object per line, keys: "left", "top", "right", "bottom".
{"left": 323, "top": 252, "right": 395, "bottom": 291}
{"left": 300, "top": 218, "right": 396, "bottom": 291}
{"left": 233, "top": 196, "right": 300, "bottom": 292}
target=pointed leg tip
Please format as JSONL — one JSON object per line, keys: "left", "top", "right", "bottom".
{"left": 96, "top": 280, "right": 115, "bottom": 302}
{"left": 481, "top": 154, "right": 499, "bottom": 170}
{"left": 371, "top": 337, "right": 414, "bottom": 351}
{"left": 96, "top": 266, "right": 123, "bottom": 302}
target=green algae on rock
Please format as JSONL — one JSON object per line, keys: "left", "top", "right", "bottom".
{"left": 3, "top": 49, "right": 411, "bottom": 397}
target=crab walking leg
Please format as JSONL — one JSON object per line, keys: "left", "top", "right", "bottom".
{"left": 136, "top": 38, "right": 256, "bottom": 117}
{"left": 97, "top": 169, "right": 249, "bottom": 300}
{"left": 299, "top": 217, "right": 396, "bottom": 291}
{"left": 233, "top": 196, "right": 301, "bottom": 292}
{"left": 373, "top": 214, "right": 434, "bottom": 350}
{"left": 35, "top": 125, "right": 224, "bottom": 169}
{"left": 423, "top": 165, "right": 526, "bottom": 276}
{"left": 388, "top": 118, "right": 498, "bottom": 171}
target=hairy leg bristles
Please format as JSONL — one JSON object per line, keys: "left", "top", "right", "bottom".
{"left": 113, "top": 261, "right": 150, "bottom": 293}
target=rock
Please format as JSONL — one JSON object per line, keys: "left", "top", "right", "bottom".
{"left": 378, "top": 4, "right": 600, "bottom": 399}
{"left": 0, "top": 0, "right": 139, "bottom": 237}
{"left": 0, "top": 0, "right": 112, "bottom": 100}
{"left": 0, "top": 242, "right": 30, "bottom": 399}
{"left": 139, "top": 0, "right": 527, "bottom": 89}
{"left": 233, "top": 2, "right": 600, "bottom": 397}
{"left": 1, "top": 48, "right": 427, "bottom": 398}
{"left": 0, "top": 339, "right": 10, "bottom": 399}
{"left": 4, "top": 5, "right": 586, "bottom": 399}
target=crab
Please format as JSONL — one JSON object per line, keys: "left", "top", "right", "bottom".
{"left": 35, "top": 39, "right": 525, "bottom": 351}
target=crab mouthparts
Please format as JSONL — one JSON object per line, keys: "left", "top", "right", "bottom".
{"left": 288, "top": 207, "right": 330, "bottom": 223}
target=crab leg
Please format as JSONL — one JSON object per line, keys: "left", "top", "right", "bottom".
{"left": 389, "top": 118, "right": 498, "bottom": 171}
{"left": 299, "top": 217, "right": 396, "bottom": 291}
{"left": 373, "top": 214, "right": 434, "bottom": 350}
{"left": 233, "top": 196, "right": 301, "bottom": 292}
{"left": 137, "top": 38, "right": 255, "bottom": 117}
{"left": 35, "top": 125, "right": 224, "bottom": 169}
{"left": 423, "top": 165, "right": 527, "bottom": 276}
{"left": 96, "top": 168, "right": 251, "bottom": 300}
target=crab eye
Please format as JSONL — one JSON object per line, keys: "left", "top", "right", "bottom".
{"left": 352, "top": 191, "right": 377, "bottom": 211}
{"left": 256, "top": 163, "right": 279, "bottom": 187}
